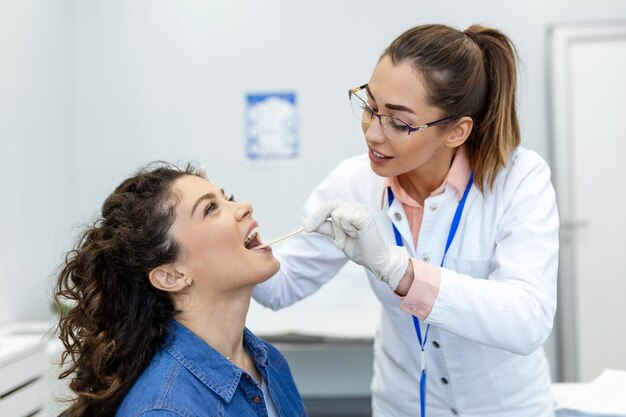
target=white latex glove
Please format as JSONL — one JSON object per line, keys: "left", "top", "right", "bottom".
{"left": 193, "top": 164, "right": 207, "bottom": 178}
{"left": 304, "top": 199, "right": 410, "bottom": 291}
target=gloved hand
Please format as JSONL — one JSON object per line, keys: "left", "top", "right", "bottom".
{"left": 193, "top": 164, "right": 207, "bottom": 178}
{"left": 304, "top": 199, "right": 410, "bottom": 291}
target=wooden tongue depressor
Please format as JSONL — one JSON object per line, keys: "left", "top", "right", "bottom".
{"left": 252, "top": 226, "right": 305, "bottom": 249}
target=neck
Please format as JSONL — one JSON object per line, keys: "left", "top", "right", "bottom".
{"left": 174, "top": 286, "right": 253, "bottom": 363}
{"left": 398, "top": 147, "right": 456, "bottom": 205}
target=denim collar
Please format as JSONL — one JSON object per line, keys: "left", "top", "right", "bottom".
{"left": 163, "top": 320, "right": 268, "bottom": 403}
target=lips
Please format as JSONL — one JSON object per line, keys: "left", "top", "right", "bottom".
{"left": 368, "top": 147, "right": 394, "bottom": 163}
{"left": 371, "top": 149, "right": 391, "bottom": 158}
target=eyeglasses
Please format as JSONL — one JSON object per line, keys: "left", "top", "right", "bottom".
{"left": 348, "top": 84, "right": 455, "bottom": 143}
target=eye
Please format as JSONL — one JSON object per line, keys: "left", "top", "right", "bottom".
{"left": 388, "top": 118, "right": 410, "bottom": 132}
{"left": 204, "top": 202, "right": 219, "bottom": 216}
{"left": 227, "top": 193, "right": 235, "bottom": 202}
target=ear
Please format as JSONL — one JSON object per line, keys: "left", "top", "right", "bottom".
{"left": 149, "top": 266, "right": 189, "bottom": 293}
{"left": 444, "top": 116, "right": 473, "bottom": 148}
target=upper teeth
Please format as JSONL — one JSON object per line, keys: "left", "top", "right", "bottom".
{"left": 245, "top": 227, "right": 259, "bottom": 244}
{"left": 372, "top": 150, "right": 387, "bottom": 158}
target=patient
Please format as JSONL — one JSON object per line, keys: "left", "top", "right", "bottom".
{"left": 55, "top": 163, "right": 307, "bottom": 416}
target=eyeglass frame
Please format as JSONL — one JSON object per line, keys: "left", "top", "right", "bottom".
{"left": 348, "top": 83, "right": 456, "bottom": 142}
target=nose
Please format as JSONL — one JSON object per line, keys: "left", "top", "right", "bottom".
{"left": 234, "top": 201, "right": 253, "bottom": 221}
{"left": 363, "top": 116, "right": 387, "bottom": 145}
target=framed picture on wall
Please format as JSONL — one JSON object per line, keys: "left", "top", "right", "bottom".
{"left": 245, "top": 91, "right": 299, "bottom": 160}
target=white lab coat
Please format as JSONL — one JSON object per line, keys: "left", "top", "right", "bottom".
{"left": 253, "top": 147, "right": 559, "bottom": 417}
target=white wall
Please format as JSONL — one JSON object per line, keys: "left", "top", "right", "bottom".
{"left": 67, "top": 0, "right": 626, "bottom": 251}
{"left": 3, "top": 0, "right": 626, "bottom": 381}
{"left": 0, "top": 0, "right": 74, "bottom": 327}
{"left": 70, "top": 0, "right": 368, "bottom": 233}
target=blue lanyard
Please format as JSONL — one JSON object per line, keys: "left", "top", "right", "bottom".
{"left": 387, "top": 172, "right": 473, "bottom": 417}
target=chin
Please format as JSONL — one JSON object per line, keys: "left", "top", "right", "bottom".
{"left": 370, "top": 161, "right": 394, "bottom": 178}
{"left": 258, "top": 258, "right": 281, "bottom": 283}
{"left": 268, "top": 257, "right": 281, "bottom": 276}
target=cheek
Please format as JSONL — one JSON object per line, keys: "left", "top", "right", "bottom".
{"left": 391, "top": 141, "right": 436, "bottom": 173}
{"left": 184, "top": 226, "right": 238, "bottom": 263}
{"left": 399, "top": 133, "right": 439, "bottom": 158}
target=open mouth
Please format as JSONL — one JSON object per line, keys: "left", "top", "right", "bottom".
{"left": 244, "top": 227, "right": 263, "bottom": 249}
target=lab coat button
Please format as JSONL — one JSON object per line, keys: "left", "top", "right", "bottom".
{"left": 252, "top": 396, "right": 261, "bottom": 403}
{"left": 429, "top": 203, "right": 438, "bottom": 212}
{"left": 394, "top": 212, "right": 402, "bottom": 221}
{"left": 422, "top": 254, "right": 431, "bottom": 263}
{"left": 441, "top": 377, "right": 449, "bottom": 384}
{"left": 432, "top": 340, "right": 440, "bottom": 348}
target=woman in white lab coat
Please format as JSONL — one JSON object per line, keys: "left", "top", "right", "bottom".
{"left": 253, "top": 23, "right": 559, "bottom": 417}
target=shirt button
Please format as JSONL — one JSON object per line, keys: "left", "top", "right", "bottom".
{"left": 243, "top": 374, "right": 250, "bottom": 380}
{"left": 394, "top": 212, "right": 402, "bottom": 221}
{"left": 432, "top": 340, "right": 440, "bottom": 348}
{"left": 252, "top": 395, "right": 261, "bottom": 403}
{"left": 429, "top": 203, "right": 438, "bottom": 212}
{"left": 441, "top": 377, "right": 449, "bottom": 384}
{"left": 451, "top": 408, "right": 458, "bottom": 415}
{"left": 422, "top": 254, "right": 431, "bottom": 263}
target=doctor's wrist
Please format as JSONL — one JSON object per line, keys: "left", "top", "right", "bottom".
{"left": 380, "top": 246, "right": 411, "bottom": 292}
{"left": 393, "top": 258, "right": 414, "bottom": 296}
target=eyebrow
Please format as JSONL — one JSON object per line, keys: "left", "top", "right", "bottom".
{"left": 366, "top": 85, "right": 416, "bottom": 115}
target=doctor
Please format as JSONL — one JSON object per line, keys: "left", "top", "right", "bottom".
{"left": 253, "top": 23, "right": 559, "bottom": 417}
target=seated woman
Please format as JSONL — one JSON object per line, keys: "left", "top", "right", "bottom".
{"left": 54, "top": 163, "right": 307, "bottom": 417}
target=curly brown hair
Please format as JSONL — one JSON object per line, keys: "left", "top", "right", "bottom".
{"left": 54, "top": 163, "right": 197, "bottom": 416}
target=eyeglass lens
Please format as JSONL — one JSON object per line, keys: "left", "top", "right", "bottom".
{"left": 349, "top": 89, "right": 411, "bottom": 142}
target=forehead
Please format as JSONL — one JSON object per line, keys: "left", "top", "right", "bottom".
{"left": 172, "top": 175, "right": 221, "bottom": 208}
{"left": 369, "top": 55, "right": 428, "bottom": 105}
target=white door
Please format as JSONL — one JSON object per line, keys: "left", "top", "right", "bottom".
{"left": 550, "top": 22, "right": 626, "bottom": 382}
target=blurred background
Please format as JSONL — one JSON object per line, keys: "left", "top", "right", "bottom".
{"left": 1, "top": 1, "right": 625, "bottom": 416}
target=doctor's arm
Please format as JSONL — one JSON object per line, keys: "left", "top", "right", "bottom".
{"left": 419, "top": 160, "right": 559, "bottom": 355}
{"left": 309, "top": 160, "right": 559, "bottom": 355}
{"left": 252, "top": 230, "right": 348, "bottom": 310}
{"left": 252, "top": 168, "right": 352, "bottom": 310}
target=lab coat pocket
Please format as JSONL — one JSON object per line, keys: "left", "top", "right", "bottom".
{"left": 443, "top": 256, "right": 493, "bottom": 280}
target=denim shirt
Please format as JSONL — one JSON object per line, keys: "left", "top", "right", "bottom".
{"left": 116, "top": 320, "right": 307, "bottom": 417}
